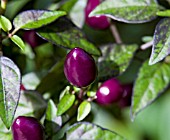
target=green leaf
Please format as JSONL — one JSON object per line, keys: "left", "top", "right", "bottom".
{"left": 66, "top": 122, "right": 126, "bottom": 140}
{"left": 22, "top": 72, "right": 40, "bottom": 90}
{"left": 37, "top": 17, "right": 101, "bottom": 56}
{"left": 157, "top": 10, "right": 170, "bottom": 17}
{"left": 13, "top": 10, "right": 66, "bottom": 29}
{"left": 10, "top": 35, "right": 25, "bottom": 51}
{"left": 45, "top": 100, "right": 62, "bottom": 138}
{"left": 36, "top": 59, "right": 68, "bottom": 96}
{"left": 34, "top": 0, "right": 54, "bottom": 9}
{"left": 77, "top": 101, "right": 91, "bottom": 121}
{"left": 98, "top": 44, "right": 138, "bottom": 81}
{"left": 60, "top": 0, "right": 78, "bottom": 13}
{"left": 34, "top": 43, "right": 65, "bottom": 74}
{"left": 5, "top": 0, "right": 30, "bottom": 20}
{"left": 131, "top": 60, "right": 170, "bottom": 121}
{"left": 59, "top": 86, "right": 72, "bottom": 101}
{"left": 57, "top": 94, "right": 75, "bottom": 116}
{"left": 0, "top": 16, "right": 12, "bottom": 32}
{"left": 0, "top": 57, "right": 21, "bottom": 129}
{"left": 149, "top": 18, "right": 170, "bottom": 65}
{"left": 15, "top": 91, "right": 47, "bottom": 119}
{"left": 0, "top": 119, "right": 12, "bottom": 140}
{"left": 69, "top": 0, "right": 87, "bottom": 28}
{"left": 142, "top": 36, "right": 153, "bottom": 43}
{"left": 87, "top": 91, "right": 96, "bottom": 97}
{"left": 89, "top": 0, "right": 160, "bottom": 23}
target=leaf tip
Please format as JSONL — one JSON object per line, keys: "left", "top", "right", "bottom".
{"left": 88, "top": 11, "right": 96, "bottom": 18}
{"left": 130, "top": 114, "right": 135, "bottom": 122}
{"left": 130, "top": 107, "right": 134, "bottom": 122}
{"left": 149, "top": 58, "right": 157, "bottom": 65}
{"left": 88, "top": 13, "right": 93, "bottom": 18}
{"left": 77, "top": 117, "right": 81, "bottom": 122}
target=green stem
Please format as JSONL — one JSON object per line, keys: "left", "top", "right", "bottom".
{"left": 78, "top": 87, "right": 88, "bottom": 101}
{"left": 78, "top": 88, "right": 84, "bottom": 99}
{"left": 8, "top": 28, "right": 20, "bottom": 37}
{"left": 140, "top": 40, "right": 153, "bottom": 50}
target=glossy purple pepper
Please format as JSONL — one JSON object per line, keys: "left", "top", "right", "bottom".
{"left": 12, "top": 116, "right": 45, "bottom": 140}
{"left": 64, "top": 47, "right": 97, "bottom": 87}
{"left": 23, "top": 30, "right": 44, "bottom": 48}
{"left": 118, "top": 84, "right": 133, "bottom": 108}
{"left": 96, "top": 78, "right": 123, "bottom": 105}
{"left": 85, "top": 0, "right": 110, "bottom": 29}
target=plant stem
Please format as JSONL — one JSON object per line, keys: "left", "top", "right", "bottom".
{"left": 0, "top": 29, "right": 3, "bottom": 56}
{"left": 140, "top": 40, "right": 153, "bottom": 50}
{"left": 78, "top": 88, "right": 84, "bottom": 99}
{"left": 8, "top": 28, "right": 20, "bottom": 37}
{"left": 110, "top": 23, "right": 122, "bottom": 44}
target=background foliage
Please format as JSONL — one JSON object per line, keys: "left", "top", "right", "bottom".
{"left": 0, "top": 0, "right": 170, "bottom": 140}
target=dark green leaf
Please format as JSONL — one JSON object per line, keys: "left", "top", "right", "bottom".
{"left": 89, "top": 0, "right": 160, "bottom": 23}
{"left": 34, "top": 0, "right": 54, "bottom": 9}
{"left": 131, "top": 60, "right": 170, "bottom": 121}
{"left": 57, "top": 94, "right": 75, "bottom": 116}
{"left": 13, "top": 10, "right": 66, "bottom": 29}
{"left": 37, "top": 17, "right": 101, "bottom": 56}
{"left": 149, "top": 18, "right": 170, "bottom": 65}
{"left": 52, "top": 123, "right": 69, "bottom": 140}
{"left": 45, "top": 100, "right": 62, "bottom": 138}
{"left": 15, "top": 91, "right": 47, "bottom": 119}
{"left": 10, "top": 35, "right": 25, "bottom": 51}
{"left": 59, "top": 0, "right": 78, "bottom": 13}
{"left": 66, "top": 122, "right": 126, "bottom": 140}
{"left": 5, "top": 0, "right": 30, "bottom": 20}
{"left": 77, "top": 101, "right": 91, "bottom": 121}
{"left": 0, "top": 16, "right": 12, "bottom": 32}
{"left": 36, "top": 59, "right": 67, "bottom": 96}
{"left": 98, "top": 44, "right": 138, "bottom": 81}
{"left": 0, "top": 57, "right": 21, "bottom": 129}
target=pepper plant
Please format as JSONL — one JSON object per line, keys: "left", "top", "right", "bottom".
{"left": 0, "top": 0, "right": 170, "bottom": 140}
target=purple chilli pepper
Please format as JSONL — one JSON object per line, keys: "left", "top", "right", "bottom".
{"left": 64, "top": 47, "right": 97, "bottom": 87}
{"left": 85, "top": 0, "right": 110, "bottom": 29}
{"left": 12, "top": 116, "right": 45, "bottom": 140}
{"left": 96, "top": 78, "right": 123, "bottom": 105}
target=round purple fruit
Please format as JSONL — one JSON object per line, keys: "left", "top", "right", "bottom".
{"left": 23, "top": 30, "right": 44, "bottom": 48}
{"left": 12, "top": 116, "right": 45, "bottom": 140}
{"left": 118, "top": 84, "right": 133, "bottom": 108}
{"left": 96, "top": 78, "right": 123, "bottom": 105}
{"left": 84, "top": 0, "right": 110, "bottom": 29}
{"left": 64, "top": 47, "right": 97, "bottom": 87}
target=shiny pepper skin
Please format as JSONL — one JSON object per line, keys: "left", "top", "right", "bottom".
{"left": 96, "top": 78, "right": 123, "bottom": 105}
{"left": 64, "top": 47, "right": 97, "bottom": 87}
{"left": 12, "top": 116, "right": 45, "bottom": 140}
{"left": 85, "top": 0, "right": 110, "bottom": 29}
